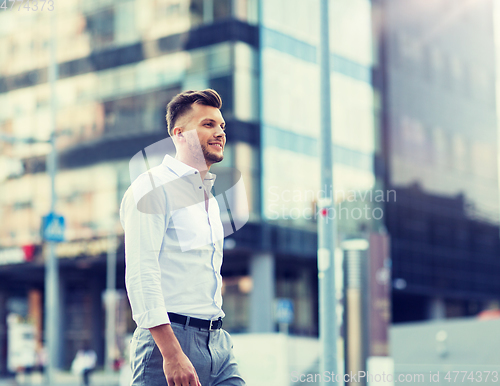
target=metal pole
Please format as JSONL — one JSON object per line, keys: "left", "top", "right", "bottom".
{"left": 318, "top": 0, "right": 339, "bottom": 384}
{"left": 495, "top": 0, "right": 500, "bottom": 229}
{"left": 105, "top": 232, "right": 117, "bottom": 372}
{"left": 44, "top": 9, "right": 59, "bottom": 385}
{"left": 345, "top": 249, "right": 364, "bottom": 386}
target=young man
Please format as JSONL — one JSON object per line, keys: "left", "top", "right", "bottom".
{"left": 120, "top": 89, "right": 245, "bottom": 386}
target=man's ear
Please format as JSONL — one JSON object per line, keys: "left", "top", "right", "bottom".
{"left": 173, "top": 127, "right": 184, "bottom": 140}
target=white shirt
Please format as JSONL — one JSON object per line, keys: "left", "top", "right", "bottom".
{"left": 71, "top": 350, "right": 97, "bottom": 374}
{"left": 119, "top": 154, "right": 225, "bottom": 329}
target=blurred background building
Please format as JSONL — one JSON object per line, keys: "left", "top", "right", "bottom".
{"left": 374, "top": 0, "right": 500, "bottom": 323}
{"left": 0, "top": 0, "right": 498, "bottom": 380}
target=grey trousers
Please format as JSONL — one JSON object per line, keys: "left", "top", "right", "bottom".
{"left": 130, "top": 323, "right": 245, "bottom": 386}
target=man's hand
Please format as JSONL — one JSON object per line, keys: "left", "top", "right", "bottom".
{"left": 163, "top": 350, "right": 201, "bottom": 386}
{"left": 149, "top": 324, "right": 201, "bottom": 386}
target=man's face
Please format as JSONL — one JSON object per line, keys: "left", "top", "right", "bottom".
{"left": 182, "top": 103, "right": 226, "bottom": 165}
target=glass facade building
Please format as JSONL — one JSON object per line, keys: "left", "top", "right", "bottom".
{"left": 375, "top": 0, "right": 500, "bottom": 322}
{"left": 261, "top": 0, "right": 377, "bottom": 229}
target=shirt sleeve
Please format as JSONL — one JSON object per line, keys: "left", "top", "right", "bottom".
{"left": 120, "top": 173, "right": 171, "bottom": 328}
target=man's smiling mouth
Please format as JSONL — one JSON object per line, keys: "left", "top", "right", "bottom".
{"left": 209, "top": 142, "right": 223, "bottom": 149}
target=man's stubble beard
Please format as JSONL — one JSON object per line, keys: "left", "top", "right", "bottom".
{"left": 188, "top": 140, "right": 224, "bottom": 165}
{"left": 200, "top": 142, "right": 224, "bottom": 164}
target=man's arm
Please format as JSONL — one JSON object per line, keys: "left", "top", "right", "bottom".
{"left": 149, "top": 324, "right": 201, "bottom": 386}
{"left": 121, "top": 177, "right": 170, "bottom": 327}
{"left": 120, "top": 175, "right": 201, "bottom": 386}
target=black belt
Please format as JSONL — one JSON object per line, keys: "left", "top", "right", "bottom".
{"left": 168, "top": 312, "right": 223, "bottom": 330}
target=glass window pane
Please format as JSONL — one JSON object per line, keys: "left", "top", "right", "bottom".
{"left": 214, "top": 0, "right": 231, "bottom": 20}
{"left": 190, "top": 0, "right": 204, "bottom": 26}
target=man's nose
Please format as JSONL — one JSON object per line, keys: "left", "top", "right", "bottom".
{"left": 214, "top": 126, "right": 225, "bottom": 137}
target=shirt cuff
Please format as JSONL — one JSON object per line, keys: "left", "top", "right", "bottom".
{"left": 133, "top": 306, "right": 171, "bottom": 329}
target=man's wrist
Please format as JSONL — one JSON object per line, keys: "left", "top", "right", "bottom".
{"left": 149, "top": 323, "right": 184, "bottom": 359}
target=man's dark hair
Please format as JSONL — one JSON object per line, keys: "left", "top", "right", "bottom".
{"left": 166, "top": 89, "right": 222, "bottom": 136}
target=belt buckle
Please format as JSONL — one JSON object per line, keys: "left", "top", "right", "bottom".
{"left": 209, "top": 319, "right": 215, "bottom": 331}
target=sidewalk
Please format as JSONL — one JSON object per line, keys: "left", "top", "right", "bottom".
{"left": 0, "top": 370, "right": 121, "bottom": 386}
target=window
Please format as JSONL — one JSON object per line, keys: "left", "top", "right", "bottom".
{"left": 430, "top": 46, "right": 444, "bottom": 82}
{"left": 462, "top": 63, "right": 472, "bottom": 97}
{"left": 234, "top": 67, "right": 258, "bottom": 122}
{"left": 221, "top": 276, "right": 250, "bottom": 332}
{"left": 233, "top": 0, "right": 258, "bottom": 24}
{"left": 393, "top": 33, "right": 403, "bottom": 66}
{"left": 190, "top": 0, "right": 204, "bottom": 26}
{"left": 422, "top": 45, "right": 432, "bottom": 81}
{"left": 115, "top": 2, "right": 139, "bottom": 45}
{"left": 442, "top": 53, "right": 452, "bottom": 89}
{"left": 233, "top": 0, "right": 248, "bottom": 21}
{"left": 470, "top": 67, "right": 490, "bottom": 102}
{"left": 150, "top": 0, "right": 191, "bottom": 37}
{"left": 432, "top": 127, "right": 451, "bottom": 170}
{"left": 13, "top": 201, "right": 32, "bottom": 211}
{"left": 86, "top": 8, "right": 115, "bottom": 50}
{"left": 471, "top": 141, "right": 496, "bottom": 179}
{"left": 214, "top": 0, "right": 231, "bottom": 20}
{"left": 103, "top": 87, "right": 180, "bottom": 137}
{"left": 450, "top": 56, "right": 463, "bottom": 91}
{"left": 399, "top": 116, "right": 430, "bottom": 164}
{"left": 210, "top": 75, "right": 233, "bottom": 115}
{"left": 452, "top": 134, "right": 468, "bottom": 173}
{"left": 36, "top": 97, "right": 49, "bottom": 110}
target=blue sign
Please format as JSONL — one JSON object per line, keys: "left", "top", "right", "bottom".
{"left": 42, "top": 213, "right": 65, "bottom": 242}
{"left": 275, "top": 298, "right": 294, "bottom": 324}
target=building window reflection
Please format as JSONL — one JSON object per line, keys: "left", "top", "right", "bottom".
{"left": 449, "top": 55, "right": 463, "bottom": 91}
{"left": 86, "top": 8, "right": 115, "bottom": 50}
{"left": 103, "top": 87, "right": 180, "bottom": 138}
{"left": 471, "top": 141, "right": 496, "bottom": 180}
{"left": 431, "top": 127, "right": 451, "bottom": 170}
{"left": 430, "top": 45, "right": 444, "bottom": 83}
{"left": 221, "top": 276, "right": 251, "bottom": 332}
{"left": 214, "top": 0, "right": 231, "bottom": 20}
{"left": 452, "top": 134, "right": 468, "bottom": 173}
{"left": 190, "top": 0, "right": 204, "bottom": 26}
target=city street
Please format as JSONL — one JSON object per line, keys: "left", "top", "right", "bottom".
{"left": 0, "top": 0, "right": 499, "bottom": 384}
{"left": 0, "top": 371, "right": 121, "bottom": 386}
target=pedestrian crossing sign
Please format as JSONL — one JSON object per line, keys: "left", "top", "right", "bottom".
{"left": 275, "top": 298, "right": 294, "bottom": 324}
{"left": 42, "top": 213, "right": 65, "bottom": 242}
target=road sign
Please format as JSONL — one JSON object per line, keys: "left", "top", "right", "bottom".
{"left": 275, "top": 298, "right": 294, "bottom": 324}
{"left": 42, "top": 213, "right": 65, "bottom": 242}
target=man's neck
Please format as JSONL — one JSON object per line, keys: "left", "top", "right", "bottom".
{"left": 174, "top": 154, "right": 211, "bottom": 181}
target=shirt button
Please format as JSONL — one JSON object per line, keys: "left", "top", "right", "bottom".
{"left": 199, "top": 186, "right": 202, "bottom": 189}
{"left": 194, "top": 171, "right": 198, "bottom": 174}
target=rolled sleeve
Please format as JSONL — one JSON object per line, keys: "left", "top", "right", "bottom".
{"left": 120, "top": 173, "right": 171, "bottom": 329}
{"left": 132, "top": 306, "right": 171, "bottom": 329}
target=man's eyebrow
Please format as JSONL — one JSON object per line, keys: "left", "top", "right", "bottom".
{"left": 201, "top": 118, "right": 226, "bottom": 127}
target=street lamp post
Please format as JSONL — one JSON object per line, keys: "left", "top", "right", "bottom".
{"left": 45, "top": 151, "right": 59, "bottom": 386}
{"left": 44, "top": 9, "right": 60, "bottom": 385}
{"left": 318, "top": 0, "right": 340, "bottom": 384}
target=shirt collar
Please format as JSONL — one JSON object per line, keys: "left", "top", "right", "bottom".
{"left": 162, "top": 154, "right": 217, "bottom": 183}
